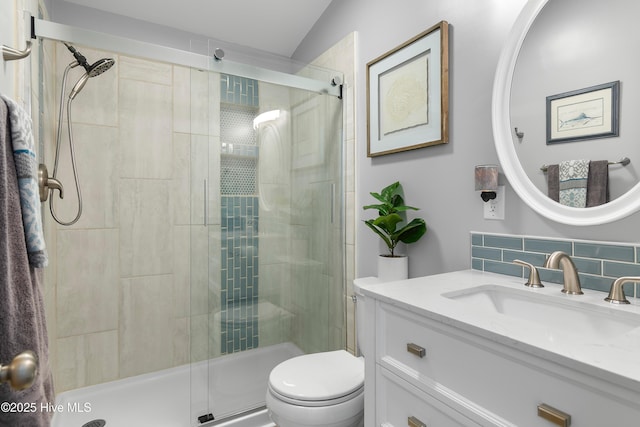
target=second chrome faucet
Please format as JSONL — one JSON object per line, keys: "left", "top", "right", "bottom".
{"left": 544, "top": 251, "right": 583, "bottom": 295}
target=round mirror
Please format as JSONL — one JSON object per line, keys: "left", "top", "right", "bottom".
{"left": 493, "top": 0, "right": 640, "bottom": 225}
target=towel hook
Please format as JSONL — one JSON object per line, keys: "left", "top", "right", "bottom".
{"left": 514, "top": 127, "right": 524, "bottom": 140}
{"left": 2, "top": 40, "right": 32, "bottom": 61}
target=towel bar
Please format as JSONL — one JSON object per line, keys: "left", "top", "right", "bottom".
{"left": 1, "top": 40, "right": 32, "bottom": 61}
{"left": 541, "top": 157, "right": 630, "bottom": 172}
{"left": 2, "top": 16, "right": 36, "bottom": 62}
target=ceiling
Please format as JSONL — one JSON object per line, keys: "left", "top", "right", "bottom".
{"left": 62, "top": 0, "right": 334, "bottom": 57}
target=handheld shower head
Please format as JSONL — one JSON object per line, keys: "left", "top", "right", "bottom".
{"left": 69, "top": 73, "right": 90, "bottom": 100}
{"left": 64, "top": 43, "right": 115, "bottom": 74}
{"left": 87, "top": 58, "right": 115, "bottom": 77}
{"left": 67, "top": 58, "right": 115, "bottom": 100}
{"left": 63, "top": 43, "right": 115, "bottom": 99}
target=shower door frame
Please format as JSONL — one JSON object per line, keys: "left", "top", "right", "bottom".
{"left": 30, "top": 16, "right": 342, "bottom": 99}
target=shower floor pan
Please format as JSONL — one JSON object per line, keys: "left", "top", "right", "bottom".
{"left": 51, "top": 342, "right": 302, "bottom": 427}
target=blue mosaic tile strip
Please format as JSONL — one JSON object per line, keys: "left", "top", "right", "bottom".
{"left": 220, "top": 196, "right": 260, "bottom": 354}
{"left": 219, "top": 74, "right": 261, "bottom": 353}
{"left": 471, "top": 232, "right": 639, "bottom": 296}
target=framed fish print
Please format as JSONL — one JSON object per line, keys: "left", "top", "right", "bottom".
{"left": 546, "top": 81, "right": 620, "bottom": 144}
{"left": 366, "top": 21, "right": 449, "bottom": 157}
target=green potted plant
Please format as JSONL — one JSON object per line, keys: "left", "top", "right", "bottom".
{"left": 363, "top": 181, "right": 427, "bottom": 281}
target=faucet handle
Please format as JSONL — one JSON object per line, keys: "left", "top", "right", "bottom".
{"left": 513, "top": 259, "right": 544, "bottom": 288}
{"left": 605, "top": 276, "right": 640, "bottom": 304}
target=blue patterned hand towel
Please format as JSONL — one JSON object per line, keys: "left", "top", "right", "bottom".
{"left": 559, "top": 159, "right": 589, "bottom": 208}
{"left": 1, "top": 95, "right": 48, "bottom": 268}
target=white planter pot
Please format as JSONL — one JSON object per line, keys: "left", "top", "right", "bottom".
{"left": 377, "top": 255, "right": 408, "bottom": 282}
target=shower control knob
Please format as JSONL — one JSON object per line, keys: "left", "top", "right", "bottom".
{"left": 38, "top": 163, "right": 64, "bottom": 202}
{"left": 0, "top": 351, "right": 38, "bottom": 390}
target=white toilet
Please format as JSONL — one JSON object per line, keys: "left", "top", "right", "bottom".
{"left": 265, "top": 282, "right": 367, "bottom": 427}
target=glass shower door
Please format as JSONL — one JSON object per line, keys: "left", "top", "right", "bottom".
{"left": 190, "top": 66, "right": 344, "bottom": 425}
{"left": 188, "top": 65, "right": 219, "bottom": 425}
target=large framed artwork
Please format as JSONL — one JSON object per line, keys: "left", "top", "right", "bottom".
{"left": 546, "top": 81, "right": 620, "bottom": 144}
{"left": 366, "top": 21, "right": 449, "bottom": 157}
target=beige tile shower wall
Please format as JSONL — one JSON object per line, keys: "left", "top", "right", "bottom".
{"left": 47, "top": 46, "right": 218, "bottom": 392}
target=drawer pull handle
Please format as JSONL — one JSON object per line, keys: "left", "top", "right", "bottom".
{"left": 537, "top": 403, "right": 571, "bottom": 427}
{"left": 408, "top": 415, "right": 427, "bottom": 427}
{"left": 406, "top": 343, "right": 426, "bottom": 358}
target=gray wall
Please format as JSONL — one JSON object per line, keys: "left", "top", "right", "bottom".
{"left": 294, "top": 0, "right": 640, "bottom": 279}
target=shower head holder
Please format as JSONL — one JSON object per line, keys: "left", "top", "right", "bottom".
{"left": 38, "top": 163, "right": 64, "bottom": 202}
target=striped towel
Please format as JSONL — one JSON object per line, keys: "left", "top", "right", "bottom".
{"left": 1, "top": 95, "right": 48, "bottom": 268}
{"left": 559, "top": 159, "right": 589, "bottom": 208}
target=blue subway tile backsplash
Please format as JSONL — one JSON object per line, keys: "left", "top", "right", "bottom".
{"left": 471, "top": 232, "right": 639, "bottom": 297}
{"left": 574, "top": 242, "right": 635, "bottom": 262}
{"left": 523, "top": 238, "right": 572, "bottom": 255}
{"left": 484, "top": 235, "right": 522, "bottom": 251}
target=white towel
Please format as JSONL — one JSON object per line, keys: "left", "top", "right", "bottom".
{"left": 1, "top": 95, "right": 48, "bottom": 268}
{"left": 559, "top": 159, "right": 589, "bottom": 208}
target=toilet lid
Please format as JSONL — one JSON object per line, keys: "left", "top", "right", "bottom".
{"left": 268, "top": 350, "right": 364, "bottom": 402}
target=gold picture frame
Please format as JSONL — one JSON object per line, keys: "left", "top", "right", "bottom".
{"left": 366, "top": 21, "right": 449, "bottom": 157}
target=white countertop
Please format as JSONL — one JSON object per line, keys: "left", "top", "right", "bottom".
{"left": 357, "top": 269, "right": 640, "bottom": 394}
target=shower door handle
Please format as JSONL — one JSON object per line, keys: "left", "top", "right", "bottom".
{"left": 330, "top": 183, "right": 336, "bottom": 224}
{"left": 203, "top": 179, "right": 207, "bottom": 226}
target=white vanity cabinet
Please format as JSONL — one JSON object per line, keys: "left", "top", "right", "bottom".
{"left": 359, "top": 273, "right": 640, "bottom": 427}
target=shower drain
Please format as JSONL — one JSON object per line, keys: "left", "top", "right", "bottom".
{"left": 82, "top": 420, "right": 106, "bottom": 427}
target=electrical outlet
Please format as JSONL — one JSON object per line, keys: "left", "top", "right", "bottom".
{"left": 484, "top": 186, "right": 505, "bottom": 220}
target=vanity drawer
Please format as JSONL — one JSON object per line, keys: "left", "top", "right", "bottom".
{"left": 376, "top": 303, "right": 467, "bottom": 384}
{"left": 376, "top": 366, "right": 483, "bottom": 427}
{"left": 375, "top": 302, "right": 640, "bottom": 427}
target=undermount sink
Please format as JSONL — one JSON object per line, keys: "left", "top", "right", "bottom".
{"left": 443, "top": 285, "right": 640, "bottom": 341}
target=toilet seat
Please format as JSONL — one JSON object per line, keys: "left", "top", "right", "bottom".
{"left": 268, "top": 381, "right": 363, "bottom": 407}
{"left": 268, "top": 350, "right": 364, "bottom": 407}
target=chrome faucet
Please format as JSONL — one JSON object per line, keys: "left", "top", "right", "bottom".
{"left": 544, "top": 251, "right": 583, "bottom": 295}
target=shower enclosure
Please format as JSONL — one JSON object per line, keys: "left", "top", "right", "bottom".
{"left": 39, "top": 28, "right": 345, "bottom": 426}
{"left": 187, "top": 59, "right": 346, "bottom": 423}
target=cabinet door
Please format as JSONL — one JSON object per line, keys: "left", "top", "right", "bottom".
{"left": 377, "top": 367, "right": 484, "bottom": 427}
